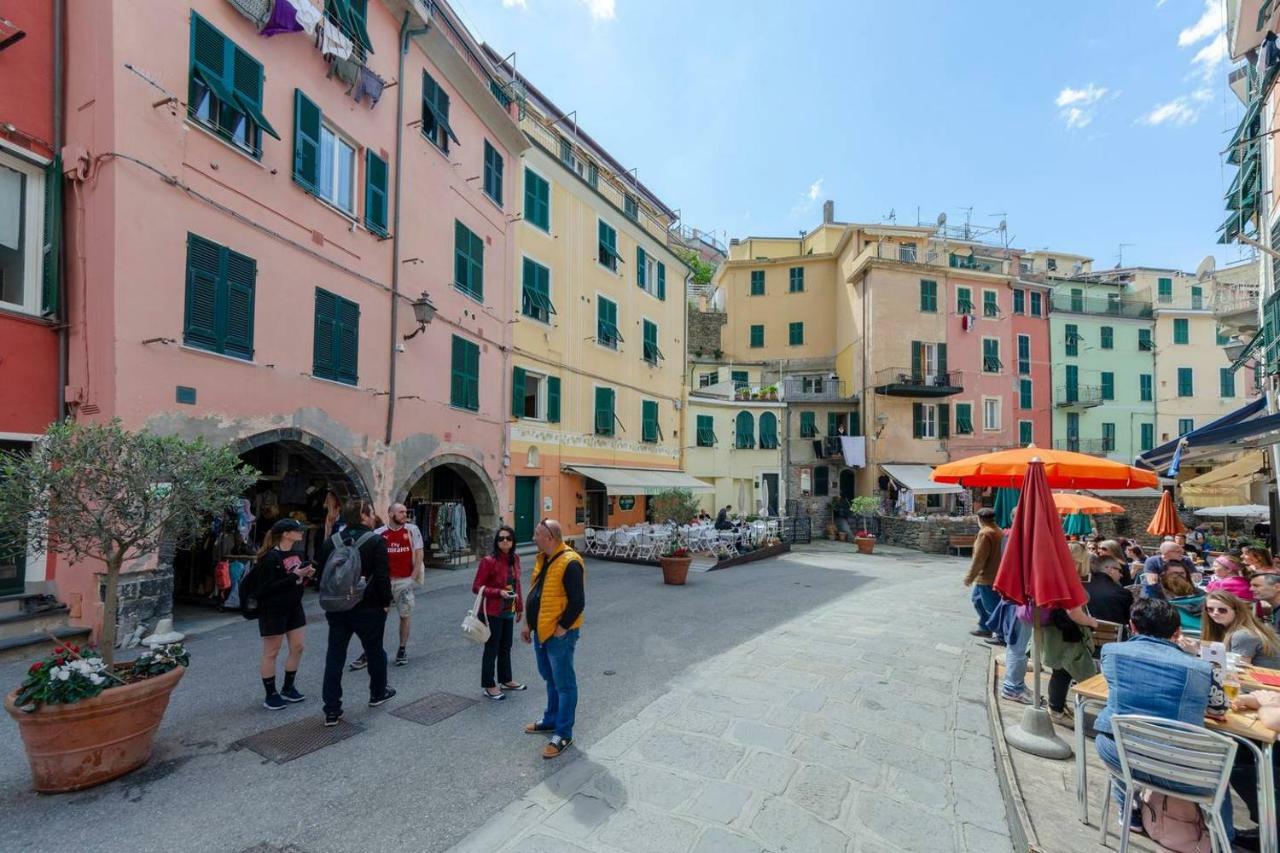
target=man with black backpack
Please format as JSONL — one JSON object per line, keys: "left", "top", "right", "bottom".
{"left": 316, "top": 498, "right": 395, "bottom": 727}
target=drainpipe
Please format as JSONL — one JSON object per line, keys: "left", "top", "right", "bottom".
{"left": 54, "top": 0, "right": 66, "bottom": 420}
{"left": 385, "top": 13, "right": 430, "bottom": 446}
{"left": 681, "top": 269, "right": 691, "bottom": 472}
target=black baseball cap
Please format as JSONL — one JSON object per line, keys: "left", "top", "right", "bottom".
{"left": 270, "top": 518, "right": 306, "bottom": 534}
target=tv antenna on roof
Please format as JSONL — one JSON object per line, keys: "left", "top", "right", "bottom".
{"left": 1116, "top": 242, "right": 1134, "bottom": 269}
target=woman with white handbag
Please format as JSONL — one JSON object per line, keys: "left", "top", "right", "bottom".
{"left": 469, "top": 525, "right": 526, "bottom": 700}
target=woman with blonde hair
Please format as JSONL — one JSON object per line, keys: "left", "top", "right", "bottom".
{"left": 1039, "top": 541, "right": 1100, "bottom": 724}
{"left": 1202, "top": 590, "right": 1280, "bottom": 668}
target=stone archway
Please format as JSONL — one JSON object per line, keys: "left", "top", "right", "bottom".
{"left": 230, "top": 428, "right": 371, "bottom": 501}
{"left": 394, "top": 453, "right": 501, "bottom": 556}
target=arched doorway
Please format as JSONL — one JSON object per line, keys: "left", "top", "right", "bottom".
{"left": 173, "top": 429, "right": 370, "bottom": 609}
{"left": 839, "top": 469, "right": 856, "bottom": 501}
{"left": 395, "top": 454, "right": 500, "bottom": 568}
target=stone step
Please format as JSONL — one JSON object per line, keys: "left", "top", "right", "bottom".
{"left": 688, "top": 556, "right": 718, "bottom": 573}
{"left": 0, "top": 604, "right": 92, "bottom": 663}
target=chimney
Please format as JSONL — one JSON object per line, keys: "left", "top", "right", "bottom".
{"left": 729, "top": 238, "right": 740, "bottom": 246}
{"left": 822, "top": 200, "right": 834, "bottom": 224}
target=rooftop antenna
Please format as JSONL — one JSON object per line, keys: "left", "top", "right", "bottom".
{"left": 959, "top": 206, "right": 973, "bottom": 240}
{"left": 883, "top": 208, "right": 896, "bottom": 223}
{"left": 1116, "top": 242, "right": 1134, "bottom": 269}
{"left": 990, "top": 213, "right": 1009, "bottom": 252}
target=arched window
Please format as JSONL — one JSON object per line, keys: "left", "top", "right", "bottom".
{"left": 758, "top": 412, "right": 778, "bottom": 449}
{"left": 735, "top": 411, "right": 755, "bottom": 449}
{"left": 527, "top": 446, "right": 540, "bottom": 468}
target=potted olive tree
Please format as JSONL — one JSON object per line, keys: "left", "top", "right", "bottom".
{"left": 850, "top": 496, "right": 881, "bottom": 554}
{"left": 0, "top": 419, "right": 254, "bottom": 792}
{"left": 651, "top": 488, "right": 700, "bottom": 584}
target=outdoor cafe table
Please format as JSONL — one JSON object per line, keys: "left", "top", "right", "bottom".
{"left": 1070, "top": 671, "right": 1277, "bottom": 851}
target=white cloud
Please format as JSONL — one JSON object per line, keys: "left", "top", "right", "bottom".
{"left": 1178, "top": 0, "right": 1225, "bottom": 46}
{"left": 501, "top": 0, "right": 527, "bottom": 7}
{"left": 1139, "top": 89, "right": 1212, "bottom": 126}
{"left": 579, "top": 0, "right": 616, "bottom": 19}
{"left": 1191, "top": 32, "right": 1228, "bottom": 81}
{"left": 789, "top": 178, "right": 824, "bottom": 218}
{"left": 807, "top": 179, "right": 823, "bottom": 202}
{"left": 1055, "top": 84, "right": 1107, "bottom": 128}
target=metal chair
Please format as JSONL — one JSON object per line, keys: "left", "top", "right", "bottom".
{"left": 1098, "top": 714, "right": 1238, "bottom": 852}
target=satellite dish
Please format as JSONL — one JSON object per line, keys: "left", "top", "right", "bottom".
{"left": 1195, "top": 255, "right": 1216, "bottom": 282}
{"left": 936, "top": 212, "right": 947, "bottom": 227}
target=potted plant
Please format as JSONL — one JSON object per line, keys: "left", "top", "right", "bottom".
{"left": 849, "top": 496, "right": 880, "bottom": 554}
{"left": 659, "top": 544, "right": 693, "bottom": 585}
{"left": 0, "top": 420, "right": 253, "bottom": 792}
{"left": 764, "top": 385, "right": 779, "bottom": 401}
{"left": 650, "top": 488, "right": 700, "bottom": 584}
{"left": 831, "top": 496, "right": 851, "bottom": 541}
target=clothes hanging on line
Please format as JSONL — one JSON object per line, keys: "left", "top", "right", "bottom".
{"left": 318, "top": 19, "right": 353, "bottom": 60}
{"left": 352, "top": 66, "right": 387, "bottom": 107}
{"left": 260, "top": 0, "right": 303, "bottom": 36}
{"left": 228, "top": 0, "right": 272, "bottom": 28}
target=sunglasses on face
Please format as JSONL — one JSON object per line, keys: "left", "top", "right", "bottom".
{"left": 497, "top": 535, "right": 513, "bottom": 542}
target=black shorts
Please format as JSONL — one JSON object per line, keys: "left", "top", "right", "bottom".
{"left": 258, "top": 602, "right": 306, "bottom": 637}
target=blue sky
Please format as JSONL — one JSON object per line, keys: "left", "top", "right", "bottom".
{"left": 451, "top": 0, "right": 1249, "bottom": 272}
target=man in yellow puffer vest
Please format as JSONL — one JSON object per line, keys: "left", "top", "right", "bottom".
{"left": 520, "top": 518, "right": 585, "bottom": 759}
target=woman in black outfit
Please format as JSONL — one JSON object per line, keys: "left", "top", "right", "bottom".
{"left": 472, "top": 525, "right": 525, "bottom": 700}
{"left": 254, "top": 518, "right": 313, "bottom": 710}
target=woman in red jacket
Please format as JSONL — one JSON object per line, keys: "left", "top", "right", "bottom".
{"left": 473, "top": 525, "right": 526, "bottom": 700}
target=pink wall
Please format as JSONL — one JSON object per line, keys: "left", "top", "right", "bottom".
{"left": 1011, "top": 287, "right": 1052, "bottom": 447}
{"left": 59, "top": 0, "right": 520, "bottom": 634}
{"left": 944, "top": 274, "right": 1015, "bottom": 454}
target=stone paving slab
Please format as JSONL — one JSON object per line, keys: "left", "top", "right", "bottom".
{"left": 448, "top": 543, "right": 1012, "bottom": 853}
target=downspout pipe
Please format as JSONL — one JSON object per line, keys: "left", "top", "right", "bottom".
{"left": 54, "top": 0, "right": 66, "bottom": 420}
{"left": 385, "top": 14, "right": 430, "bottom": 446}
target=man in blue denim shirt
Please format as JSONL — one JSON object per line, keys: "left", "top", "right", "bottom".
{"left": 1094, "top": 598, "right": 1232, "bottom": 838}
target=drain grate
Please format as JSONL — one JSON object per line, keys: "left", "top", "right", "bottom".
{"left": 234, "top": 717, "right": 363, "bottom": 764}
{"left": 391, "top": 691, "right": 477, "bottom": 726}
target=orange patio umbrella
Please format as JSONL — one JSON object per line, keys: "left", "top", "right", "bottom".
{"left": 1052, "top": 493, "right": 1125, "bottom": 516}
{"left": 1146, "top": 489, "right": 1186, "bottom": 537}
{"left": 932, "top": 445, "right": 1158, "bottom": 490}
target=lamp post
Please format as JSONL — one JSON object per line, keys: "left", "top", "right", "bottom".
{"left": 403, "top": 292, "right": 436, "bottom": 340}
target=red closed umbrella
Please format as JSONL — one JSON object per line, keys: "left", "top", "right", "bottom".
{"left": 996, "top": 458, "right": 1086, "bottom": 760}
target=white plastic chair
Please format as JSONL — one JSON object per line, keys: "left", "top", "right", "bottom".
{"left": 1099, "top": 714, "right": 1238, "bottom": 853}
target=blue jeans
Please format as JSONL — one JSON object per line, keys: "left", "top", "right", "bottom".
{"left": 534, "top": 628, "right": 579, "bottom": 740}
{"left": 971, "top": 584, "right": 999, "bottom": 632}
{"left": 1002, "top": 618, "right": 1030, "bottom": 696}
{"left": 1096, "top": 733, "right": 1233, "bottom": 840}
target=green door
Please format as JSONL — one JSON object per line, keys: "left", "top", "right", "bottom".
{"left": 514, "top": 476, "right": 539, "bottom": 544}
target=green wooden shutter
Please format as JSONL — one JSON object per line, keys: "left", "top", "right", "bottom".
{"left": 657, "top": 262, "right": 666, "bottom": 300}
{"left": 827, "top": 413, "right": 838, "bottom": 437}
{"left": 800, "top": 411, "right": 815, "bottom": 437}
{"left": 512, "top": 366, "right": 526, "bottom": 418}
{"left": 313, "top": 289, "right": 337, "bottom": 378}
{"left": 293, "top": 89, "right": 321, "bottom": 193}
{"left": 230, "top": 45, "right": 278, "bottom": 140}
{"left": 910, "top": 341, "right": 922, "bottom": 381}
{"left": 546, "top": 376, "right": 561, "bottom": 422}
{"left": 467, "top": 338, "right": 480, "bottom": 409}
{"left": 184, "top": 234, "right": 221, "bottom": 350}
{"left": 912, "top": 403, "right": 924, "bottom": 438}
{"left": 223, "top": 249, "right": 256, "bottom": 359}
{"left": 40, "top": 157, "right": 61, "bottom": 315}
{"left": 335, "top": 296, "right": 359, "bottom": 385}
{"left": 364, "top": 150, "right": 389, "bottom": 236}
{"left": 937, "top": 403, "right": 950, "bottom": 439}
{"left": 636, "top": 246, "right": 646, "bottom": 288}
{"left": 643, "top": 400, "right": 659, "bottom": 442}
{"left": 594, "top": 387, "right": 614, "bottom": 435}
{"left": 937, "top": 343, "right": 948, "bottom": 377}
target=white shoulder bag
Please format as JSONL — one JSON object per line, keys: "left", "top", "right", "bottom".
{"left": 461, "top": 588, "right": 491, "bottom": 644}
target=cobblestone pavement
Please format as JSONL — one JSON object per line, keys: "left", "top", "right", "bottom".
{"left": 451, "top": 543, "right": 1010, "bottom": 853}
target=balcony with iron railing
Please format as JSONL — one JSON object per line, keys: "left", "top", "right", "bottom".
{"left": 873, "top": 367, "right": 964, "bottom": 397}
{"left": 1050, "top": 293, "right": 1153, "bottom": 319}
{"left": 1055, "top": 385, "right": 1103, "bottom": 408}
{"left": 1213, "top": 282, "right": 1260, "bottom": 334}
{"left": 1053, "top": 437, "right": 1111, "bottom": 455}
{"left": 781, "top": 377, "right": 858, "bottom": 402}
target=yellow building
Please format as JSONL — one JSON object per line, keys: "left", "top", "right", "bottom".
{"left": 682, "top": 364, "right": 785, "bottom": 516}
{"left": 485, "top": 51, "right": 704, "bottom": 542}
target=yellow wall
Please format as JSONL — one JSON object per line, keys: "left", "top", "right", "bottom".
{"left": 683, "top": 398, "right": 785, "bottom": 514}
{"left": 718, "top": 254, "right": 839, "bottom": 361}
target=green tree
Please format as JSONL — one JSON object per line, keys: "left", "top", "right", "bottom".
{"left": 651, "top": 488, "right": 702, "bottom": 525}
{"left": 0, "top": 420, "right": 256, "bottom": 666}
{"left": 675, "top": 248, "right": 717, "bottom": 286}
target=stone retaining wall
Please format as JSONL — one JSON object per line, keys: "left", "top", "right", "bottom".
{"left": 877, "top": 514, "right": 979, "bottom": 554}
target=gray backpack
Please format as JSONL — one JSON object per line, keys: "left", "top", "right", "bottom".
{"left": 318, "top": 531, "right": 379, "bottom": 612}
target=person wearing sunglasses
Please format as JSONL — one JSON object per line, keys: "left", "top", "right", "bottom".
{"left": 1200, "top": 590, "right": 1280, "bottom": 669}
{"left": 472, "top": 525, "right": 526, "bottom": 699}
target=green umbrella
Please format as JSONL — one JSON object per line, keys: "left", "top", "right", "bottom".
{"left": 1062, "top": 512, "right": 1092, "bottom": 536}
{"left": 993, "top": 487, "right": 1019, "bottom": 528}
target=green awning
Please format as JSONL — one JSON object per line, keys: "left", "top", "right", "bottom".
{"left": 1229, "top": 98, "right": 1262, "bottom": 149}
{"left": 521, "top": 285, "right": 557, "bottom": 316}
{"left": 192, "top": 65, "right": 236, "bottom": 116}
{"left": 1231, "top": 327, "right": 1265, "bottom": 372}
{"left": 598, "top": 320, "right": 625, "bottom": 344}
{"left": 423, "top": 99, "right": 460, "bottom": 146}
{"left": 599, "top": 242, "right": 624, "bottom": 266}
{"left": 1219, "top": 210, "right": 1244, "bottom": 244}
{"left": 232, "top": 91, "right": 280, "bottom": 141}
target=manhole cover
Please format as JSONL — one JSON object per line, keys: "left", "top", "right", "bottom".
{"left": 234, "top": 717, "right": 363, "bottom": 764}
{"left": 391, "top": 692, "right": 477, "bottom": 726}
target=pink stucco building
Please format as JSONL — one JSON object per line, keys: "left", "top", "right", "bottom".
{"left": 57, "top": 0, "right": 526, "bottom": 636}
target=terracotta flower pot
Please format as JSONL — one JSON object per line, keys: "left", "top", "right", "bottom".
{"left": 4, "top": 664, "right": 186, "bottom": 793}
{"left": 660, "top": 556, "right": 692, "bottom": 585}
{"left": 854, "top": 536, "right": 875, "bottom": 554}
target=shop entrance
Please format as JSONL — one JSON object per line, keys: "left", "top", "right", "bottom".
{"left": 396, "top": 454, "right": 499, "bottom": 568}
{"left": 839, "top": 470, "right": 856, "bottom": 501}
{"left": 172, "top": 432, "right": 367, "bottom": 610}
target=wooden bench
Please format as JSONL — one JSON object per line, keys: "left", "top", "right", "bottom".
{"left": 946, "top": 534, "right": 977, "bottom": 556}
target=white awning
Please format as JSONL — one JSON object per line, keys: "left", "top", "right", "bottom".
{"left": 883, "top": 463, "right": 965, "bottom": 495}
{"left": 1193, "top": 504, "right": 1269, "bottom": 520}
{"left": 563, "top": 464, "right": 715, "bottom": 495}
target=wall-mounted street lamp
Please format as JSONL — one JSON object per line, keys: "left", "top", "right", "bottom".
{"left": 403, "top": 292, "right": 437, "bottom": 341}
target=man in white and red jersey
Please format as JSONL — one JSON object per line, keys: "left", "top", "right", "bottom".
{"left": 352, "top": 502, "right": 423, "bottom": 670}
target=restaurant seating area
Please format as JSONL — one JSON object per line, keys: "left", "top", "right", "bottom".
{"left": 580, "top": 519, "right": 782, "bottom": 562}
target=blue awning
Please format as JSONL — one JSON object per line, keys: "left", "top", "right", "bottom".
{"left": 1136, "top": 397, "right": 1280, "bottom": 476}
